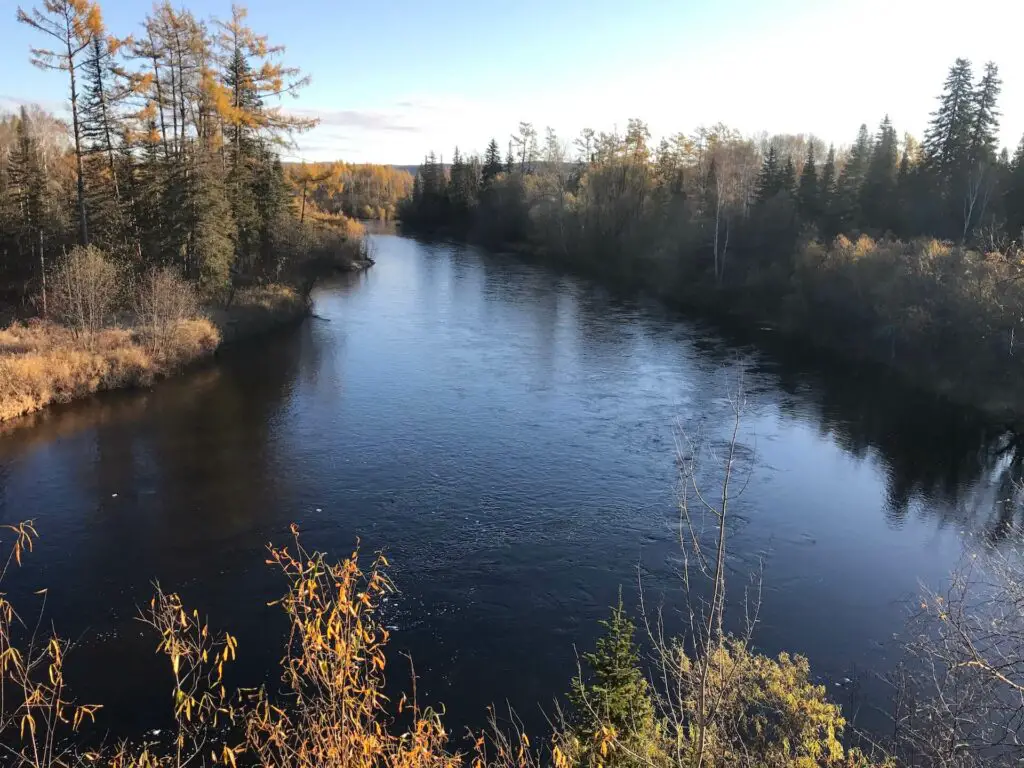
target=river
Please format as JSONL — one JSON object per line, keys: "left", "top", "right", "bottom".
{"left": 0, "top": 233, "right": 1020, "bottom": 742}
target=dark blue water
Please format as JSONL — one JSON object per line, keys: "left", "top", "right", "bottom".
{"left": 0, "top": 234, "right": 1018, "bottom": 742}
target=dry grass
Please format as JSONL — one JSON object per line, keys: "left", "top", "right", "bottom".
{"left": 0, "top": 318, "right": 220, "bottom": 423}
{"left": 0, "top": 280, "right": 312, "bottom": 424}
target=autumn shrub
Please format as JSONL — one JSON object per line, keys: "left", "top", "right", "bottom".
{"left": 48, "top": 245, "right": 121, "bottom": 335}
{"left": 0, "top": 518, "right": 896, "bottom": 768}
{"left": 133, "top": 267, "right": 201, "bottom": 352}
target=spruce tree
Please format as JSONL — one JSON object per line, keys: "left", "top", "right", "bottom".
{"left": 80, "top": 31, "right": 131, "bottom": 251}
{"left": 923, "top": 58, "right": 976, "bottom": 174}
{"left": 188, "top": 145, "right": 236, "bottom": 291}
{"left": 7, "top": 107, "right": 50, "bottom": 277}
{"left": 861, "top": 116, "right": 899, "bottom": 232}
{"left": 780, "top": 156, "right": 797, "bottom": 197}
{"left": 482, "top": 138, "right": 503, "bottom": 186}
{"left": 754, "top": 144, "right": 781, "bottom": 204}
{"left": 568, "top": 597, "right": 657, "bottom": 766}
{"left": 797, "top": 143, "right": 819, "bottom": 222}
{"left": 819, "top": 144, "right": 837, "bottom": 213}
{"left": 970, "top": 62, "right": 1002, "bottom": 164}
{"left": 1006, "top": 136, "right": 1024, "bottom": 240}
{"left": 835, "top": 124, "right": 872, "bottom": 230}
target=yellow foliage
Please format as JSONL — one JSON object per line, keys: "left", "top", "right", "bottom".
{"left": 668, "top": 639, "right": 856, "bottom": 768}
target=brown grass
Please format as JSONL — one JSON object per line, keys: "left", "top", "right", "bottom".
{"left": 0, "top": 281, "right": 313, "bottom": 424}
{"left": 0, "top": 318, "right": 220, "bottom": 423}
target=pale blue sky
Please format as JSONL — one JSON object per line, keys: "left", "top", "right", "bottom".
{"left": 2, "top": 0, "right": 1022, "bottom": 163}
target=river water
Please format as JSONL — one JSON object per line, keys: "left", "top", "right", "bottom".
{"left": 0, "top": 233, "right": 1020, "bottom": 741}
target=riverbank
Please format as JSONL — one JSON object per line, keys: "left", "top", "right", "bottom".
{"left": 0, "top": 284, "right": 310, "bottom": 424}
{"left": 409, "top": 228, "right": 1024, "bottom": 424}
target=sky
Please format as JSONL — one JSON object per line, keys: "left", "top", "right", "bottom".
{"left": 1, "top": 0, "right": 1022, "bottom": 164}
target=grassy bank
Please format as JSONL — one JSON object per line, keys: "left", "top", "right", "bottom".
{"left": 0, "top": 284, "right": 309, "bottom": 424}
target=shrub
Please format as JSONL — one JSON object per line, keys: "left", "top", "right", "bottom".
{"left": 48, "top": 245, "right": 121, "bottom": 334}
{"left": 133, "top": 267, "right": 201, "bottom": 352}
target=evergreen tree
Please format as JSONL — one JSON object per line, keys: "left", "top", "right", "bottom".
{"left": 819, "top": 144, "right": 837, "bottom": 214}
{"left": 505, "top": 141, "right": 515, "bottom": 175}
{"left": 835, "top": 124, "right": 872, "bottom": 230}
{"left": 447, "top": 147, "right": 478, "bottom": 219}
{"left": 568, "top": 597, "right": 657, "bottom": 767}
{"left": 482, "top": 138, "right": 503, "bottom": 186}
{"left": 1006, "top": 136, "right": 1024, "bottom": 240}
{"left": 780, "top": 156, "right": 797, "bottom": 197}
{"left": 970, "top": 61, "right": 1002, "bottom": 163}
{"left": 923, "top": 58, "right": 976, "bottom": 174}
{"left": 80, "top": 30, "right": 136, "bottom": 253}
{"left": 17, "top": 0, "right": 100, "bottom": 247}
{"left": 7, "top": 107, "right": 50, "bottom": 276}
{"left": 797, "top": 143, "right": 819, "bottom": 222}
{"left": 861, "top": 116, "right": 899, "bottom": 232}
{"left": 754, "top": 144, "right": 781, "bottom": 203}
{"left": 188, "top": 145, "right": 236, "bottom": 291}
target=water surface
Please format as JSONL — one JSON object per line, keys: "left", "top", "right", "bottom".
{"left": 1, "top": 234, "right": 1018, "bottom": 739}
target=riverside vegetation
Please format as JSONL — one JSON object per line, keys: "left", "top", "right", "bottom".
{"left": 0, "top": 1, "right": 372, "bottom": 422}
{"left": 400, "top": 60, "right": 1024, "bottom": 416}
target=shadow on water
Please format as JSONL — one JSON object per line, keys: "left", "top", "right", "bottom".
{"left": 0, "top": 234, "right": 1023, "bottom": 743}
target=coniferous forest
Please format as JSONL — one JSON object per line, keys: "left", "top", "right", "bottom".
{"left": 402, "top": 60, "right": 1024, "bottom": 414}
{"left": 0, "top": 1, "right": 371, "bottom": 309}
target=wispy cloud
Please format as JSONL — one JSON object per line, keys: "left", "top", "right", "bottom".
{"left": 289, "top": 107, "right": 422, "bottom": 133}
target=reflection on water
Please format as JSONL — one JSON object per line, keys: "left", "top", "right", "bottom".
{"left": 0, "top": 234, "right": 1021, "bottom": 740}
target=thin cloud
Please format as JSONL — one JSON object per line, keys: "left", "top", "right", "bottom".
{"left": 290, "top": 108, "right": 422, "bottom": 133}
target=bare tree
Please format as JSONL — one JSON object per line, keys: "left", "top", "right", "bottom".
{"left": 898, "top": 539, "right": 1024, "bottom": 767}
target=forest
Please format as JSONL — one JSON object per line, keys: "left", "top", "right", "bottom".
{"left": 0, "top": 0, "right": 369, "bottom": 422}
{"left": 285, "top": 161, "right": 413, "bottom": 223}
{"left": 401, "top": 59, "right": 1024, "bottom": 415}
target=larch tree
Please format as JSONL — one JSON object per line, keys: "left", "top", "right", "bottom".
{"left": 17, "top": 0, "right": 101, "bottom": 246}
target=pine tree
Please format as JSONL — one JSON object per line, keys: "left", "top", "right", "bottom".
{"left": 923, "top": 58, "right": 976, "bottom": 174}
{"left": 970, "top": 62, "right": 1002, "bottom": 164}
{"left": 797, "top": 143, "right": 819, "bottom": 222}
{"left": 505, "top": 141, "right": 515, "bottom": 175}
{"left": 482, "top": 138, "right": 503, "bottom": 186}
{"left": 754, "top": 144, "right": 781, "bottom": 204}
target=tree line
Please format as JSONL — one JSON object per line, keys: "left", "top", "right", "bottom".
{"left": 404, "top": 58, "right": 1018, "bottom": 249}
{"left": 285, "top": 161, "right": 413, "bottom": 223}
{"left": 400, "top": 59, "right": 1024, "bottom": 412}
{"left": 0, "top": 0, "right": 359, "bottom": 313}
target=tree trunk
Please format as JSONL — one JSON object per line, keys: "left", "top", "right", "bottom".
{"left": 66, "top": 28, "right": 89, "bottom": 246}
